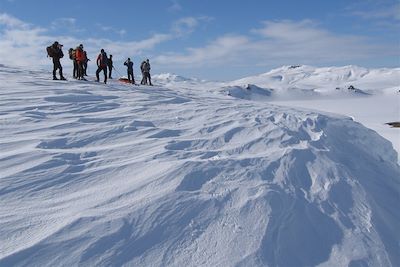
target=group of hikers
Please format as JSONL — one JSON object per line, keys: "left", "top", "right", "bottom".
{"left": 46, "top": 41, "right": 152, "bottom": 85}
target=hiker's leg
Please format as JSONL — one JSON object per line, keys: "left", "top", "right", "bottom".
{"left": 73, "top": 60, "right": 77, "bottom": 78}
{"left": 59, "top": 63, "right": 64, "bottom": 78}
{"left": 96, "top": 67, "right": 101, "bottom": 81}
{"left": 103, "top": 67, "right": 107, "bottom": 83}
{"left": 148, "top": 72, "right": 152, "bottom": 85}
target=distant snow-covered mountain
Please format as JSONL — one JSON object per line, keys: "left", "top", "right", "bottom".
{"left": 0, "top": 65, "right": 399, "bottom": 267}
{"left": 153, "top": 65, "right": 399, "bottom": 101}
{"left": 230, "top": 65, "right": 400, "bottom": 90}
{"left": 223, "top": 65, "right": 400, "bottom": 99}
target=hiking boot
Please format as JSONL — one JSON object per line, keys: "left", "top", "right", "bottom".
{"left": 60, "top": 76, "right": 66, "bottom": 80}
{"left": 53, "top": 77, "right": 59, "bottom": 80}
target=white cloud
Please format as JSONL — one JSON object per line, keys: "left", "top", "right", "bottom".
{"left": 156, "top": 35, "right": 249, "bottom": 65}
{"left": 351, "top": 2, "right": 400, "bottom": 21}
{"left": 90, "top": 33, "right": 172, "bottom": 60}
{"left": 252, "top": 20, "right": 325, "bottom": 43}
{"left": 168, "top": 0, "right": 182, "bottom": 12}
{"left": 0, "top": 13, "right": 172, "bottom": 69}
{"left": 154, "top": 19, "right": 397, "bottom": 69}
{"left": 172, "top": 16, "right": 213, "bottom": 36}
{"left": 50, "top": 17, "right": 86, "bottom": 34}
{"left": 172, "top": 17, "right": 198, "bottom": 36}
{"left": 97, "top": 24, "right": 127, "bottom": 37}
{"left": 117, "top": 29, "right": 127, "bottom": 36}
{"left": 51, "top": 18, "right": 76, "bottom": 27}
{"left": 0, "top": 13, "right": 30, "bottom": 29}
{"left": 0, "top": 14, "right": 50, "bottom": 67}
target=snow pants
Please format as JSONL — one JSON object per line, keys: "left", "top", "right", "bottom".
{"left": 96, "top": 66, "right": 107, "bottom": 83}
{"left": 52, "top": 58, "right": 63, "bottom": 78}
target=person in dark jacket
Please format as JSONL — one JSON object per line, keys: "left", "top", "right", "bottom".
{"left": 124, "top": 58, "right": 135, "bottom": 84}
{"left": 108, "top": 54, "right": 113, "bottom": 79}
{"left": 142, "top": 59, "right": 152, "bottom": 85}
{"left": 48, "top": 41, "right": 66, "bottom": 80}
{"left": 96, "top": 49, "right": 108, "bottom": 84}
{"left": 82, "top": 50, "right": 89, "bottom": 76}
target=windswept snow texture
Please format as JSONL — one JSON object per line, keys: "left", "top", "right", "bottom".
{"left": 1, "top": 65, "right": 400, "bottom": 267}
{"left": 221, "top": 65, "right": 400, "bottom": 162}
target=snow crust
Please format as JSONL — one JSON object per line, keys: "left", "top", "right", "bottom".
{"left": 1, "top": 65, "right": 399, "bottom": 266}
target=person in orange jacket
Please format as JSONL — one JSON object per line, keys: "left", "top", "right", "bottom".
{"left": 75, "top": 44, "right": 85, "bottom": 80}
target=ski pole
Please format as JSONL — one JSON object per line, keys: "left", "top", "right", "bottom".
{"left": 113, "top": 66, "right": 123, "bottom": 77}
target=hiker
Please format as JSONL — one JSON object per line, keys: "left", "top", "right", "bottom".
{"left": 47, "top": 41, "right": 66, "bottom": 80}
{"left": 68, "top": 48, "right": 78, "bottom": 78}
{"left": 142, "top": 58, "right": 152, "bottom": 85}
{"left": 75, "top": 44, "right": 85, "bottom": 80}
{"left": 124, "top": 58, "right": 135, "bottom": 84}
{"left": 83, "top": 50, "right": 89, "bottom": 76}
{"left": 108, "top": 54, "right": 113, "bottom": 79}
{"left": 96, "top": 49, "right": 108, "bottom": 84}
{"left": 140, "top": 60, "right": 146, "bottom": 85}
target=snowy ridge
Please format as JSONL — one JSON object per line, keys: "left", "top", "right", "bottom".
{"left": 153, "top": 73, "right": 205, "bottom": 86}
{"left": 0, "top": 65, "right": 399, "bottom": 266}
{"left": 223, "top": 65, "right": 400, "bottom": 100}
{"left": 223, "top": 84, "right": 275, "bottom": 101}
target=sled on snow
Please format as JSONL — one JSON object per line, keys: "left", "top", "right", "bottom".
{"left": 118, "top": 77, "right": 136, "bottom": 85}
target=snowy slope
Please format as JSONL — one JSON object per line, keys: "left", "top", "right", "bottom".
{"left": 215, "top": 65, "right": 400, "bottom": 162}
{"left": 227, "top": 65, "right": 400, "bottom": 96}
{"left": 155, "top": 65, "right": 400, "bottom": 162}
{"left": 0, "top": 65, "right": 399, "bottom": 266}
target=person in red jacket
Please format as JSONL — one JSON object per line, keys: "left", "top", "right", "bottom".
{"left": 75, "top": 44, "right": 85, "bottom": 80}
{"left": 96, "top": 49, "right": 108, "bottom": 84}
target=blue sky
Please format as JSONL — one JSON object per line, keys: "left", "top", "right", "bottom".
{"left": 0, "top": 0, "right": 399, "bottom": 80}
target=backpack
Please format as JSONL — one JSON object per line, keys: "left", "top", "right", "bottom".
{"left": 143, "top": 61, "right": 150, "bottom": 72}
{"left": 69, "top": 49, "right": 76, "bottom": 60}
{"left": 97, "top": 52, "right": 108, "bottom": 67}
{"left": 140, "top": 61, "right": 146, "bottom": 71}
{"left": 46, "top": 46, "right": 55, "bottom": 58}
{"left": 101, "top": 53, "right": 108, "bottom": 66}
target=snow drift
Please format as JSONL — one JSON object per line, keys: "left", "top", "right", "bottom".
{"left": 0, "top": 65, "right": 399, "bottom": 266}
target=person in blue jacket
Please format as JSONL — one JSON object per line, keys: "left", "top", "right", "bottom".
{"left": 124, "top": 58, "right": 135, "bottom": 84}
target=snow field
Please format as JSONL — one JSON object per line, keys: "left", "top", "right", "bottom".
{"left": 0, "top": 65, "right": 399, "bottom": 266}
